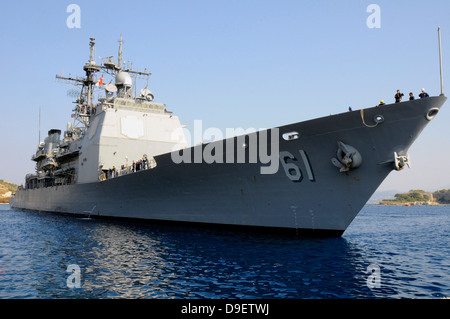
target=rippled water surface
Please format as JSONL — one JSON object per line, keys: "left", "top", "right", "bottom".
{"left": 0, "top": 204, "right": 449, "bottom": 299}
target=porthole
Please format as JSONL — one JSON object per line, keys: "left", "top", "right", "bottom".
{"left": 426, "top": 108, "right": 439, "bottom": 121}
{"left": 373, "top": 115, "right": 384, "bottom": 124}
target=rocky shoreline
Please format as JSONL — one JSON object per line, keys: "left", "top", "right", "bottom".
{"left": 0, "top": 179, "right": 17, "bottom": 205}
{"left": 377, "top": 189, "right": 450, "bottom": 206}
{"left": 377, "top": 201, "right": 445, "bottom": 206}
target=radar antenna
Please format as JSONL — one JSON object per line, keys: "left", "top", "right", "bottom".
{"left": 55, "top": 36, "right": 153, "bottom": 134}
{"left": 118, "top": 34, "right": 124, "bottom": 70}
{"left": 56, "top": 38, "right": 101, "bottom": 132}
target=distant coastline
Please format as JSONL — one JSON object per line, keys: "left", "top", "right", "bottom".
{"left": 378, "top": 201, "right": 447, "bottom": 206}
{"left": 377, "top": 189, "right": 450, "bottom": 206}
{"left": 0, "top": 179, "right": 18, "bottom": 204}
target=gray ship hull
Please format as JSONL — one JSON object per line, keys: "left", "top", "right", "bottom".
{"left": 11, "top": 96, "right": 447, "bottom": 237}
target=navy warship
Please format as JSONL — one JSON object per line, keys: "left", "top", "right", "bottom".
{"left": 11, "top": 35, "right": 447, "bottom": 237}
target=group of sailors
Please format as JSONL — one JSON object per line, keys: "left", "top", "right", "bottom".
{"left": 379, "top": 88, "right": 429, "bottom": 106}
{"left": 100, "top": 156, "right": 153, "bottom": 181}
{"left": 394, "top": 88, "right": 429, "bottom": 103}
{"left": 132, "top": 157, "right": 150, "bottom": 172}
{"left": 348, "top": 88, "right": 430, "bottom": 111}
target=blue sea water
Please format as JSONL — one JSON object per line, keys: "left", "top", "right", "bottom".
{"left": 0, "top": 204, "right": 448, "bottom": 299}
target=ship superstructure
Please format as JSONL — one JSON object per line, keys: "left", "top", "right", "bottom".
{"left": 26, "top": 37, "right": 186, "bottom": 189}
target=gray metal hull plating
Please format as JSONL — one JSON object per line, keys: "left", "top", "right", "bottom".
{"left": 11, "top": 96, "right": 447, "bottom": 236}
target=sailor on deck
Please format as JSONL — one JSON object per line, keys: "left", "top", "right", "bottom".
{"left": 395, "top": 90, "right": 404, "bottom": 103}
{"left": 419, "top": 88, "right": 429, "bottom": 98}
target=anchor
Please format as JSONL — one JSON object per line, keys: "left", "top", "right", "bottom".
{"left": 331, "top": 141, "right": 362, "bottom": 173}
{"left": 394, "top": 152, "right": 411, "bottom": 171}
{"left": 376, "top": 151, "right": 411, "bottom": 171}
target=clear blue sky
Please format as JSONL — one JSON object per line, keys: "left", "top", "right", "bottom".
{"left": 1, "top": 0, "right": 449, "bottom": 193}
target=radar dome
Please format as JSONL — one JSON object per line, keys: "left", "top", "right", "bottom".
{"left": 115, "top": 71, "right": 132, "bottom": 87}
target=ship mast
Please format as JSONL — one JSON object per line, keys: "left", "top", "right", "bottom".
{"left": 55, "top": 36, "right": 153, "bottom": 134}
{"left": 84, "top": 37, "right": 100, "bottom": 109}
{"left": 438, "top": 27, "right": 444, "bottom": 96}
{"left": 118, "top": 34, "right": 123, "bottom": 70}
{"left": 56, "top": 38, "right": 101, "bottom": 132}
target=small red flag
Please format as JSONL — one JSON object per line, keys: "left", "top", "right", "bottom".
{"left": 96, "top": 74, "right": 103, "bottom": 86}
